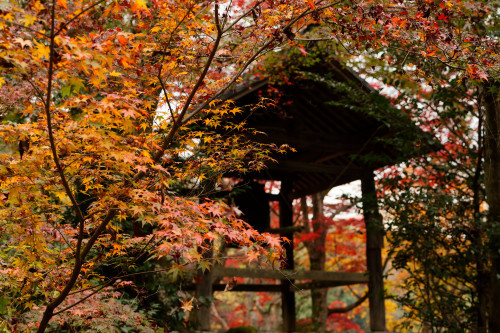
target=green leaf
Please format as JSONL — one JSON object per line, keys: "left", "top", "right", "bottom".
{"left": 0, "top": 297, "right": 9, "bottom": 315}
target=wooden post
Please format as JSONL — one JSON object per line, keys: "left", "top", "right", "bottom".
{"left": 280, "top": 179, "right": 295, "bottom": 332}
{"left": 361, "top": 171, "right": 386, "bottom": 332}
{"left": 195, "top": 268, "right": 214, "bottom": 331}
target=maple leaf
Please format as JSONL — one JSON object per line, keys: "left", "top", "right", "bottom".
{"left": 265, "top": 235, "right": 282, "bottom": 248}
{"left": 117, "top": 35, "right": 128, "bottom": 46}
{"left": 131, "top": 205, "right": 144, "bottom": 217}
{"left": 246, "top": 250, "right": 259, "bottom": 263}
{"left": 198, "top": 259, "right": 211, "bottom": 272}
{"left": 22, "top": 14, "right": 36, "bottom": 27}
{"left": 135, "top": 165, "right": 148, "bottom": 172}
{"left": 477, "top": 71, "right": 489, "bottom": 81}
{"left": 14, "top": 38, "right": 33, "bottom": 48}
{"left": 207, "top": 205, "right": 222, "bottom": 217}
{"left": 304, "top": 0, "right": 315, "bottom": 9}
{"left": 34, "top": 41, "right": 50, "bottom": 60}
{"left": 131, "top": 0, "right": 149, "bottom": 16}
{"left": 122, "top": 109, "right": 137, "bottom": 118}
{"left": 436, "top": 13, "right": 448, "bottom": 21}
{"left": 180, "top": 297, "right": 194, "bottom": 313}
{"left": 57, "top": 0, "right": 67, "bottom": 9}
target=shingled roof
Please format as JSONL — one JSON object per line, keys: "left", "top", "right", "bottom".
{"left": 222, "top": 58, "right": 436, "bottom": 198}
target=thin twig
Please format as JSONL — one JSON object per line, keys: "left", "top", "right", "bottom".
{"left": 0, "top": 19, "right": 49, "bottom": 38}
{"left": 182, "top": 0, "right": 345, "bottom": 125}
{"left": 55, "top": 0, "right": 108, "bottom": 35}
{"left": 222, "top": 0, "right": 266, "bottom": 34}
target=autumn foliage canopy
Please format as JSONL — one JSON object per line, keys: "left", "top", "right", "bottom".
{"left": 0, "top": 0, "right": 498, "bottom": 331}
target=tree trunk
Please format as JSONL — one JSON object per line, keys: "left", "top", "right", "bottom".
{"left": 302, "top": 193, "right": 328, "bottom": 332}
{"left": 472, "top": 106, "right": 488, "bottom": 332}
{"left": 483, "top": 80, "right": 500, "bottom": 332}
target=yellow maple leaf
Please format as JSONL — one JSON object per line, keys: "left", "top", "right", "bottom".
{"left": 55, "top": 191, "right": 69, "bottom": 204}
{"left": 22, "top": 14, "right": 37, "bottom": 27}
{"left": 34, "top": 40, "right": 50, "bottom": 60}
{"left": 134, "top": 0, "right": 147, "bottom": 10}
{"left": 150, "top": 25, "right": 161, "bottom": 33}
{"left": 2, "top": 13, "right": 14, "bottom": 22}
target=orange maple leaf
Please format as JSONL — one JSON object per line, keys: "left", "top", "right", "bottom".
{"left": 57, "top": 0, "right": 67, "bottom": 9}
{"left": 117, "top": 35, "right": 128, "bottom": 46}
{"left": 305, "top": 0, "right": 315, "bottom": 9}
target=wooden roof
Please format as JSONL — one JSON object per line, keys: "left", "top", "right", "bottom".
{"left": 223, "top": 59, "right": 435, "bottom": 198}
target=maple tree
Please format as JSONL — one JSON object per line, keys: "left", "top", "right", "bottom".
{"left": 291, "top": 2, "right": 499, "bottom": 328}
{"left": 0, "top": 0, "right": 308, "bottom": 330}
{"left": 263, "top": 26, "right": 497, "bottom": 329}
{"left": 0, "top": 0, "right": 498, "bottom": 331}
{"left": 372, "top": 76, "right": 489, "bottom": 331}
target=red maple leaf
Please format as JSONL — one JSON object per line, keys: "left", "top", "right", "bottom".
{"left": 436, "top": 13, "right": 448, "bottom": 21}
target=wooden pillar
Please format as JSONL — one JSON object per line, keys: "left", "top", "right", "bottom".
{"left": 280, "top": 179, "right": 295, "bottom": 332}
{"left": 195, "top": 268, "right": 214, "bottom": 331}
{"left": 361, "top": 171, "right": 386, "bottom": 332}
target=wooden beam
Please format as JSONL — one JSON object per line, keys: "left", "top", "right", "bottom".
{"left": 211, "top": 267, "right": 368, "bottom": 284}
{"left": 210, "top": 279, "right": 368, "bottom": 292}
{"left": 268, "top": 160, "right": 362, "bottom": 176}
{"left": 184, "top": 278, "right": 370, "bottom": 293}
{"left": 361, "top": 171, "right": 386, "bottom": 332}
{"left": 252, "top": 129, "right": 366, "bottom": 153}
{"left": 294, "top": 279, "right": 368, "bottom": 290}
{"left": 212, "top": 284, "right": 283, "bottom": 292}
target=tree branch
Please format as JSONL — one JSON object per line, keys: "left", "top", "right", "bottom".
{"left": 181, "top": 0, "right": 344, "bottom": 126}
{"left": 55, "top": 0, "right": 108, "bottom": 35}
{"left": 150, "top": 2, "right": 224, "bottom": 163}
{"left": 328, "top": 291, "right": 368, "bottom": 314}
{"left": 222, "top": 0, "right": 266, "bottom": 34}
{"left": 36, "top": 2, "right": 88, "bottom": 330}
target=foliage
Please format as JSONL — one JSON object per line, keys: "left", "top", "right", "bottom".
{"left": 0, "top": 0, "right": 316, "bottom": 330}
{"left": 18, "top": 288, "right": 156, "bottom": 333}
{"left": 378, "top": 82, "right": 486, "bottom": 332}
{"left": 0, "top": 0, "right": 498, "bottom": 330}
{"left": 225, "top": 325, "right": 258, "bottom": 333}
